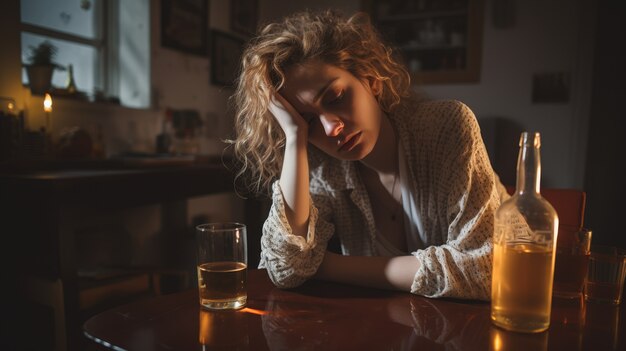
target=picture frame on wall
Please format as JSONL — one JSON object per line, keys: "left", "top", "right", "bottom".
{"left": 210, "top": 30, "right": 245, "bottom": 87}
{"left": 230, "top": 0, "right": 258, "bottom": 36}
{"left": 161, "top": 0, "right": 208, "bottom": 56}
{"left": 532, "top": 72, "right": 571, "bottom": 103}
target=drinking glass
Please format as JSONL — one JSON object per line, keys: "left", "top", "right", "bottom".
{"left": 196, "top": 222, "right": 248, "bottom": 310}
{"left": 553, "top": 227, "right": 592, "bottom": 298}
{"left": 584, "top": 245, "right": 626, "bottom": 305}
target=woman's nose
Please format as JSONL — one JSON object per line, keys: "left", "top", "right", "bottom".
{"left": 319, "top": 114, "right": 344, "bottom": 137}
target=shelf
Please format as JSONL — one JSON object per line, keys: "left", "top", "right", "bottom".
{"left": 362, "top": 0, "right": 484, "bottom": 84}
{"left": 400, "top": 44, "right": 466, "bottom": 51}
{"left": 377, "top": 9, "right": 467, "bottom": 22}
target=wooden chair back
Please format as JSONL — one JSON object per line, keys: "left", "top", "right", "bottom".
{"left": 505, "top": 186, "right": 587, "bottom": 229}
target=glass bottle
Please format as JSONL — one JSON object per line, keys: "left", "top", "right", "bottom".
{"left": 66, "top": 64, "right": 77, "bottom": 94}
{"left": 491, "top": 132, "right": 559, "bottom": 333}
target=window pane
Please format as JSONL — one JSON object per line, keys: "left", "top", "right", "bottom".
{"left": 118, "top": 0, "right": 150, "bottom": 108}
{"left": 22, "top": 33, "right": 98, "bottom": 96}
{"left": 21, "top": 0, "right": 101, "bottom": 40}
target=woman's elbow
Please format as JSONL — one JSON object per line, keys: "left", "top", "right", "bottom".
{"left": 265, "top": 267, "right": 308, "bottom": 289}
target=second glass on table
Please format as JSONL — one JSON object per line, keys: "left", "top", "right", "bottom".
{"left": 196, "top": 222, "right": 248, "bottom": 310}
{"left": 584, "top": 245, "right": 626, "bottom": 305}
{"left": 553, "top": 227, "right": 592, "bottom": 299}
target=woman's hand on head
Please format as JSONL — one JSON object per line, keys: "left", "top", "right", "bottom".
{"left": 269, "top": 93, "right": 309, "bottom": 142}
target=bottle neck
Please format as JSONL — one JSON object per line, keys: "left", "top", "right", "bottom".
{"left": 516, "top": 134, "right": 541, "bottom": 195}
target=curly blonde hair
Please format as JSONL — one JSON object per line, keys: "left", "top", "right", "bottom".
{"left": 229, "top": 9, "right": 411, "bottom": 196}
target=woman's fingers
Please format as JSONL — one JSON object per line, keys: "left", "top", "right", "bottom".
{"left": 269, "top": 93, "right": 308, "bottom": 138}
{"left": 272, "top": 93, "right": 299, "bottom": 117}
{"left": 269, "top": 93, "right": 300, "bottom": 123}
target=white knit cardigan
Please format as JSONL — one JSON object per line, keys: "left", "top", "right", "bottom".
{"left": 259, "top": 98, "right": 507, "bottom": 300}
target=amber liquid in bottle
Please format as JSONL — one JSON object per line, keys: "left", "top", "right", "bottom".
{"left": 491, "top": 132, "right": 559, "bottom": 333}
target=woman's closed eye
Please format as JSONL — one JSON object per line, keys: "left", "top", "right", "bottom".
{"left": 299, "top": 89, "right": 345, "bottom": 125}
{"left": 327, "top": 90, "right": 345, "bottom": 105}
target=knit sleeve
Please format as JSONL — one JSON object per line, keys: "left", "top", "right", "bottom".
{"left": 258, "top": 181, "right": 335, "bottom": 288}
{"left": 410, "top": 101, "right": 500, "bottom": 300}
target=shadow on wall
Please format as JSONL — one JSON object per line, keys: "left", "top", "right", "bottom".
{"left": 479, "top": 117, "right": 525, "bottom": 187}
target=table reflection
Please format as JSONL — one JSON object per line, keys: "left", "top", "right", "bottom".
{"left": 547, "top": 296, "right": 586, "bottom": 350}
{"left": 405, "top": 296, "right": 491, "bottom": 349}
{"left": 85, "top": 270, "right": 625, "bottom": 351}
{"left": 490, "top": 327, "right": 548, "bottom": 351}
{"left": 199, "top": 309, "right": 249, "bottom": 350}
{"left": 582, "top": 302, "right": 620, "bottom": 350}
{"left": 260, "top": 288, "right": 491, "bottom": 350}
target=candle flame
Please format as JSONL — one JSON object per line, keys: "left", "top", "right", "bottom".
{"left": 43, "top": 93, "right": 52, "bottom": 112}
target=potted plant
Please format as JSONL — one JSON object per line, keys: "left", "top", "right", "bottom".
{"left": 24, "top": 40, "right": 65, "bottom": 95}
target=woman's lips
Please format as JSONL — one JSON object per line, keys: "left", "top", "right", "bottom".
{"left": 338, "top": 132, "right": 362, "bottom": 152}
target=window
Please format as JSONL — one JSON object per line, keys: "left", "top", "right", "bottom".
{"left": 20, "top": 0, "right": 150, "bottom": 108}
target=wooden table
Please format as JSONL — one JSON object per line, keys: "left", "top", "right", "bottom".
{"left": 83, "top": 269, "right": 626, "bottom": 350}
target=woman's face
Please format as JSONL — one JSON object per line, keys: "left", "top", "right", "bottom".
{"left": 280, "top": 61, "right": 385, "bottom": 161}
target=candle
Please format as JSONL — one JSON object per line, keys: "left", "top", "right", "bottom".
{"left": 43, "top": 93, "right": 52, "bottom": 113}
{"left": 43, "top": 93, "right": 52, "bottom": 133}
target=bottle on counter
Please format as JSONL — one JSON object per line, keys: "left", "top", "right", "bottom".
{"left": 66, "top": 64, "right": 77, "bottom": 94}
{"left": 491, "top": 132, "right": 559, "bottom": 333}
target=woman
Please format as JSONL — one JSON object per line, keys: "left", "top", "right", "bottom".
{"left": 230, "top": 9, "right": 506, "bottom": 300}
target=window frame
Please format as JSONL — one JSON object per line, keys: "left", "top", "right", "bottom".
{"left": 20, "top": 0, "right": 119, "bottom": 100}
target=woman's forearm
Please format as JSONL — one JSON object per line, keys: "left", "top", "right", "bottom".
{"left": 315, "top": 252, "right": 420, "bottom": 292}
{"left": 279, "top": 136, "right": 310, "bottom": 238}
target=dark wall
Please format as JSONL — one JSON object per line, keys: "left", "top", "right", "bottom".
{"left": 584, "top": 0, "right": 626, "bottom": 249}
